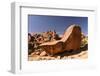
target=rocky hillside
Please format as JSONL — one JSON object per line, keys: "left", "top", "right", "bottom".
{"left": 80, "top": 33, "right": 88, "bottom": 50}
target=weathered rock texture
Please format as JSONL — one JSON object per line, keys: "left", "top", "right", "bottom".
{"left": 39, "top": 24, "right": 81, "bottom": 55}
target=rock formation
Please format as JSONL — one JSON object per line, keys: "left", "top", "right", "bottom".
{"left": 39, "top": 24, "right": 81, "bottom": 55}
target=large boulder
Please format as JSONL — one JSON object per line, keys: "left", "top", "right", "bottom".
{"left": 39, "top": 24, "right": 81, "bottom": 55}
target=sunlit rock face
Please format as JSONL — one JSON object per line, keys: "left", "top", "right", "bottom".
{"left": 40, "top": 24, "right": 81, "bottom": 55}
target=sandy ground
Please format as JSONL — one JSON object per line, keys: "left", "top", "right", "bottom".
{"left": 28, "top": 50, "right": 88, "bottom": 61}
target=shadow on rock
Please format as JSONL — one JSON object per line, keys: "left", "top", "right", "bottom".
{"left": 54, "top": 44, "right": 88, "bottom": 57}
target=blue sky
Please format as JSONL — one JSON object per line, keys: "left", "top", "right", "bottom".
{"left": 28, "top": 15, "right": 88, "bottom": 35}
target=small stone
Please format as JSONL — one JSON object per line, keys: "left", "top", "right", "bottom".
{"left": 57, "top": 56, "right": 61, "bottom": 59}
{"left": 31, "top": 52, "right": 35, "bottom": 56}
{"left": 62, "top": 56, "right": 67, "bottom": 59}
{"left": 35, "top": 51, "right": 40, "bottom": 55}
{"left": 71, "top": 57, "right": 75, "bottom": 59}
{"left": 40, "top": 51, "right": 47, "bottom": 56}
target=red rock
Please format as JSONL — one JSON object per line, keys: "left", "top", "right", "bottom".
{"left": 40, "top": 24, "right": 81, "bottom": 55}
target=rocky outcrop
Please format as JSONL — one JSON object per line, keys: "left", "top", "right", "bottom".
{"left": 39, "top": 24, "right": 81, "bottom": 55}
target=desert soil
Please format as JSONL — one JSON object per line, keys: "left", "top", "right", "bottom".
{"left": 28, "top": 50, "right": 88, "bottom": 61}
